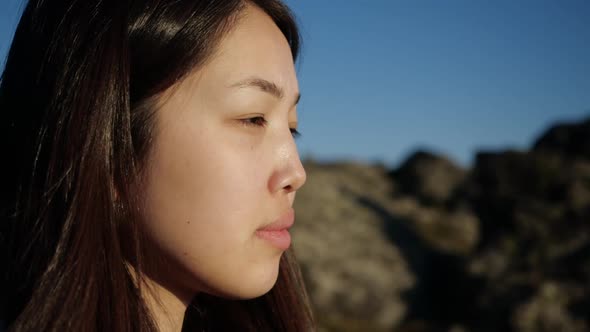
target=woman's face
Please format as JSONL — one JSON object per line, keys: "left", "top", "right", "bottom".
{"left": 139, "top": 4, "right": 305, "bottom": 300}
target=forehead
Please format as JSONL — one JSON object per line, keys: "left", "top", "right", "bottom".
{"left": 196, "top": 4, "right": 299, "bottom": 94}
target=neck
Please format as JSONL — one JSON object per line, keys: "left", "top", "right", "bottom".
{"left": 126, "top": 263, "right": 194, "bottom": 332}
{"left": 142, "top": 278, "right": 191, "bottom": 332}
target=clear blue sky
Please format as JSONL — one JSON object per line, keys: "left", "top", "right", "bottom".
{"left": 2, "top": 1, "right": 589, "bottom": 167}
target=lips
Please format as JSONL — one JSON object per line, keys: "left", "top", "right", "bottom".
{"left": 257, "top": 208, "right": 295, "bottom": 231}
{"left": 256, "top": 208, "right": 294, "bottom": 250}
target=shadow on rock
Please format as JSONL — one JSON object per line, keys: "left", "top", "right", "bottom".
{"left": 353, "top": 193, "right": 484, "bottom": 331}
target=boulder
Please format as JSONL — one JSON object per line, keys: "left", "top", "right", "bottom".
{"left": 389, "top": 150, "right": 467, "bottom": 206}
{"left": 533, "top": 117, "right": 590, "bottom": 160}
{"left": 292, "top": 162, "right": 414, "bottom": 332}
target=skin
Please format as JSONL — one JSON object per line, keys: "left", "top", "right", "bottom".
{"left": 137, "top": 4, "right": 306, "bottom": 331}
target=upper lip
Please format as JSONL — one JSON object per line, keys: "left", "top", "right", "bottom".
{"left": 258, "top": 208, "right": 295, "bottom": 231}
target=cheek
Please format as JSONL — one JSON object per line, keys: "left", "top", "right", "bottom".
{"left": 138, "top": 120, "right": 279, "bottom": 298}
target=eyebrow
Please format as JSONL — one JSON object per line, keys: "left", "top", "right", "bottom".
{"left": 230, "top": 77, "right": 301, "bottom": 106}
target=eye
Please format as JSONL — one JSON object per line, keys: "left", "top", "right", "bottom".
{"left": 240, "top": 116, "right": 267, "bottom": 127}
{"left": 239, "top": 116, "right": 302, "bottom": 139}
{"left": 290, "top": 128, "right": 301, "bottom": 139}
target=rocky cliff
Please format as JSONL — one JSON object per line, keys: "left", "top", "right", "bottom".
{"left": 292, "top": 117, "right": 590, "bottom": 332}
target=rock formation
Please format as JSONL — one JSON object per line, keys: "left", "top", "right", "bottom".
{"left": 292, "top": 116, "right": 590, "bottom": 332}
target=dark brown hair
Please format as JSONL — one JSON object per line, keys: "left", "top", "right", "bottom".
{"left": 0, "top": 0, "right": 314, "bottom": 331}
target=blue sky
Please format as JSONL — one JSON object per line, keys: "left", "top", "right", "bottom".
{"left": 2, "top": 1, "right": 589, "bottom": 167}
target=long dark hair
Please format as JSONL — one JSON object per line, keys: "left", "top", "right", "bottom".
{"left": 0, "top": 0, "right": 314, "bottom": 330}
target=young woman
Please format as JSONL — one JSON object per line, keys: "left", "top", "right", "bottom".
{"left": 0, "top": 0, "right": 315, "bottom": 331}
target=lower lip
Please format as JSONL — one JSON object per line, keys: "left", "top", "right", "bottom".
{"left": 256, "top": 229, "right": 291, "bottom": 250}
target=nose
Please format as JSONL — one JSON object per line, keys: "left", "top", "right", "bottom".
{"left": 282, "top": 154, "right": 306, "bottom": 193}
{"left": 268, "top": 133, "right": 307, "bottom": 194}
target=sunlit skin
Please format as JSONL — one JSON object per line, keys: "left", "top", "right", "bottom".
{"left": 136, "top": 4, "right": 306, "bottom": 331}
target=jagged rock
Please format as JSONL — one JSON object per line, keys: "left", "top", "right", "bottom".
{"left": 387, "top": 197, "right": 479, "bottom": 256}
{"left": 533, "top": 117, "right": 590, "bottom": 160}
{"left": 389, "top": 150, "right": 467, "bottom": 206}
{"left": 291, "top": 117, "right": 590, "bottom": 332}
{"left": 512, "top": 282, "right": 589, "bottom": 332}
{"left": 462, "top": 125, "right": 590, "bottom": 331}
{"left": 468, "top": 150, "right": 589, "bottom": 247}
{"left": 292, "top": 162, "right": 414, "bottom": 332}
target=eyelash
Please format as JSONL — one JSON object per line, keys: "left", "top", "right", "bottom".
{"left": 240, "top": 116, "right": 301, "bottom": 138}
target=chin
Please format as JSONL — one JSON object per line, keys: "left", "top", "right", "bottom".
{"left": 206, "top": 255, "right": 282, "bottom": 300}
